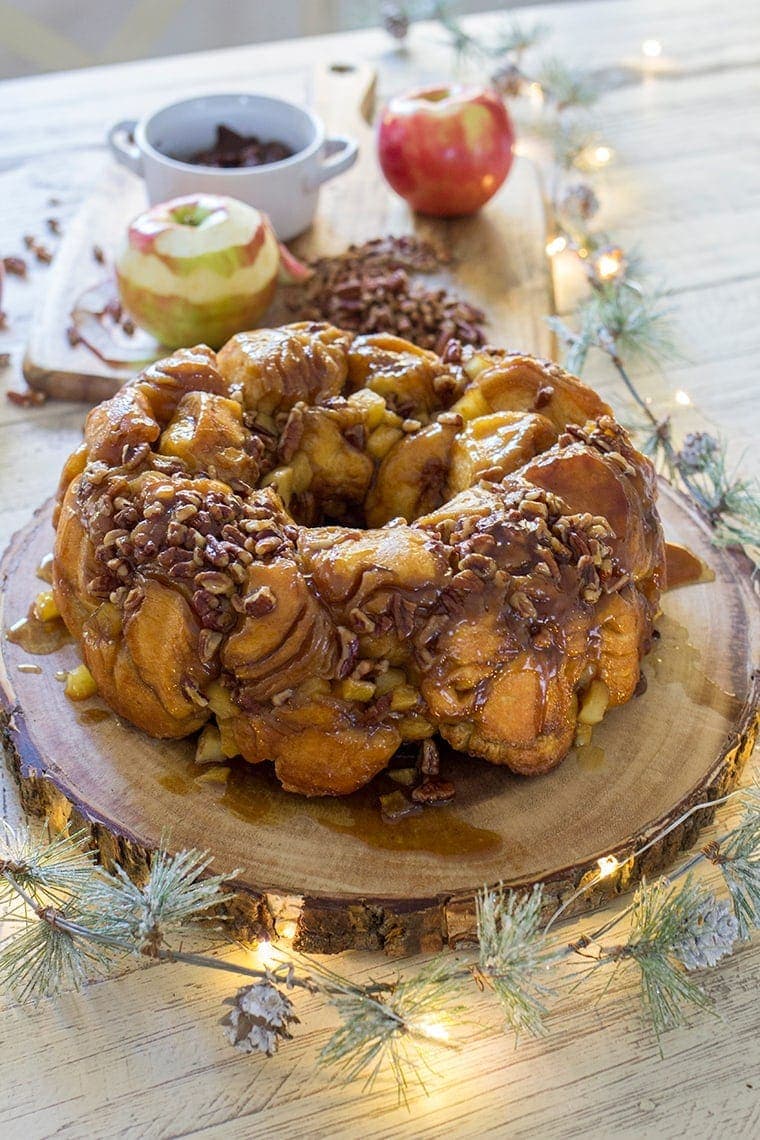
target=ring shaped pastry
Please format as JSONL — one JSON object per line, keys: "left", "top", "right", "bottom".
{"left": 53, "top": 323, "right": 664, "bottom": 795}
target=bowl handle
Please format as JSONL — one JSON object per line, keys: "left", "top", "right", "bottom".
{"left": 316, "top": 135, "right": 358, "bottom": 184}
{"left": 108, "top": 120, "right": 142, "bottom": 176}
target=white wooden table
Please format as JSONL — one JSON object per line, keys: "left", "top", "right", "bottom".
{"left": 1, "top": 2, "right": 759, "bottom": 1135}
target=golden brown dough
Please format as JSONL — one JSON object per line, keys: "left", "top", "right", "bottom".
{"left": 53, "top": 325, "right": 664, "bottom": 795}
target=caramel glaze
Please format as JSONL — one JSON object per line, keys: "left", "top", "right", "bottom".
{"left": 5, "top": 604, "right": 73, "bottom": 655}
{"left": 157, "top": 752, "right": 505, "bottom": 859}
{"left": 664, "top": 542, "right": 715, "bottom": 591}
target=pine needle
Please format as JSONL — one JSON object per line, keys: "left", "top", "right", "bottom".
{"left": 0, "top": 822, "right": 98, "bottom": 909}
{"left": 89, "top": 847, "right": 235, "bottom": 955}
{"left": 714, "top": 782, "right": 760, "bottom": 940}
{"left": 0, "top": 899, "right": 113, "bottom": 1001}
{"left": 316, "top": 955, "right": 460, "bottom": 1100}
{"left": 476, "top": 883, "right": 556, "bottom": 1037}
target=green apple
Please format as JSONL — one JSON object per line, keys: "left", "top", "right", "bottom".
{"left": 116, "top": 194, "right": 289, "bottom": 349}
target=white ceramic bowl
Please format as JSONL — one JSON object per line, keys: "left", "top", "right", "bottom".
{"left": 108, "top": 93, "right": 358, "bottom": 241}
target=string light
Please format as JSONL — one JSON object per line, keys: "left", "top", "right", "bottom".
{"left": 279, "top": 920, "right": 298, "bottom": 941}
{"left": 414, "top": 1017, "right": 450, "bottom": 1042}
{"left": 527, "top": 81, "right": 544, "bottom": 106}
{"left": 594, "top": 246, "right": 625, "bottom": 281}
{"left": 674, "top": 389, "right": 691, "bottom": 406}
{"left": 597, "top": 855, "right": 620, "bottom": 879}
{"left": 253, "top": 939, "right": 277, "bottom": 965}
{"left": 641, "top": 39, "right": 662, "bottom": 58}
{"left": 545, "top": 235, "right": 567, "bottom": 257}
{"left": 591, "top": 145, "right": 613, "bottom": 166}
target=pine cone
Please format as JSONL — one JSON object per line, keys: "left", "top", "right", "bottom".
{"left": 557, "top": 182, "right": 600, "bottom": 222}
{"left": 676, "top": 432, "right": 719, "bottom": 474}
{"left": 491, "top": 61, "right": 523, "bottom": 98}
{"left": 222, "top": 981, "right": 300, "bottom": 1055}
{"left": 381, "top": 2, "right": 410, "bottom": 41}
{"left": 673, "top": 896, "right": 738, "bottom": 970}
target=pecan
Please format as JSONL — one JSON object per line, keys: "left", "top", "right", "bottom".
{"left": 196, "top": 570, "right": 233, "bottom": 596}
{"left": 343, "top": 423, "right": 366, "bottom": 450}
{"left": 166, "top": 520, "right": 188, "bottom": 546}
{"left": 607, "top": 450, "right": 636, "bottom": 476}
{"left": 221, "top": 523, "right": 247, "bottom": 546}
{"left": 228, "top": 561, "right": 248, "bottom": 585}
{"left": 451, "top": 568, "right": 485, "bottom": 593}
{"left": 124, "top": 586, "right": 143, "bottom": 614}
{"left": 534, "top": 384, "right": 554, "bottom": 409}
{"left": 389, "top": 593, "right": 417, "bottom": 638}
{"left": 336, "top": 626, "right": 359, "bottom": 679}
{"left": 459, "top": 552, "right": 496, "bottom": 578}
{"left": 411, "top": 778, "right": 456, "bottom": 805}
{"left": 419, "top": 737, "right": 440, "bottom": 777}
{"left": 437, "top": 410, "right": 464, "bottom": 427}
{"left": 199, "top": 629, "right": 223, "bottom": 663}
{"left": 204, "top": 535, "right": 231, "bottom": 567}
{"left": 255, "top": 535, "right": 282, "bottom": 558}
{"left": 157, "top": 547, "right": 192, "bottom": 569}
{"left": 520, "top": 498, "right": 548, "bottom": 520}
{"left": 510, "top": 590, "right": 538, "bottom": 620}
{"left": 349, "top": 606, "right": 375, "bottom": 634}
{"left": 87, "top": 575, "right": 112, "bottom": 597}
{"left": 242, "top": 586, "right": 277, "bottom": 616}
{"left": 278, "top": 404, "right": 305, "bottom": 462}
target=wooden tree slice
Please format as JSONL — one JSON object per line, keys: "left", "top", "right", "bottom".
{"left": 1, "top": 483, "right": 758, "bottom": 955}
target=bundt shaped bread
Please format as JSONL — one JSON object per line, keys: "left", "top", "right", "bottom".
{"left": 53, "top": 322, "right": 665, "bottom": 795}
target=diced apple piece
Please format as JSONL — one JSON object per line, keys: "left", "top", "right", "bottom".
{"left": 195, "top": 723, "right": 225, "bottom": 765}
{"left": 33, "top": 590, "right": 60, "bottom": 622}
{"left": 578, "top": 680, "right": 610, "bottom": 725}
{"left": 64, "top": 664, "right": 98, "bottom": 701}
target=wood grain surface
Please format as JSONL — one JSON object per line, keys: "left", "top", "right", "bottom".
{"left": 1, "top": 486, "right": 757, "bottom": 953}
{"left": 22, "top": 61, "right": 553, "bottom": 402}
{"left": 1, "top": 0, "right": 759, "bottom": 1136}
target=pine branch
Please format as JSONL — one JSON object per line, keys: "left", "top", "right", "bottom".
{"left": 573, "top": 876, "right": 738, "bottom": 1038}
{"left": 537, "top": 58, "right": 601, "bottom": 110}
{"left": 706, "top": 781, "right": 760, "bottom": 939}
{"left": 475, "top": 883, "right": 556, "bottom": 1037}
{"left": 87, "top": 846, "right": 236, "bottom": 956}
{"left": 431, "top": 6, "right": 546, "bottom": 63}
{"left": 316, "top": 955, "right": 460, "bottom": 1099}
{"left": 0, "top": 821, "right": 98, "bottom": 908}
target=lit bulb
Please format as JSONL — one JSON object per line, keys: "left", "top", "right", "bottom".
{"left": 595, "top": 248, "right": 624, "bottom": 280}
{"left": 545, "top": 235, "right": 567, "bottom": 257}
{"left": 527, "top": 81, "right": 544, "bottom": 105}
{"left": 279, "top": 920, "right": 297, "bottom": 941}
{"left": 597, "top": 855, "right": 620, "bottom": 879}
{"left": 414, "top": 1017, "right": 450, "bottom": 1042}
{"left": 674, "top": 389, "right": 691, "bottom": 406}
{"left": 592, "top": 145, "right": 613, "bottom": 166}
{"left": 254, "top": 939, "right": 277, "bottom": 965}
{"left": 641, "top": 39, "right": 662, "bottom": 58}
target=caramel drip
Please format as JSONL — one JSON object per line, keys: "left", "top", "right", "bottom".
{"left": 5, "top": 605, "right": 73, "bottom": 655}
{"left": 664, "top": 543, "right": 715, "bottom": 591}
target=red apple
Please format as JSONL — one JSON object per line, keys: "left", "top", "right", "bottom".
{"left": 116, "top": 194, "right": 309, "bottom": 349}
{"left": 377, "top": 85, "right": 515, "bottom": 217}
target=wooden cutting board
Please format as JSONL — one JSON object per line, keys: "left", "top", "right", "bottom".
{"left": 1, "top": 483, "right": 757, "bottom": 954}
{"left": 22, "top": 63, "right": 554, "bottom": 403}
